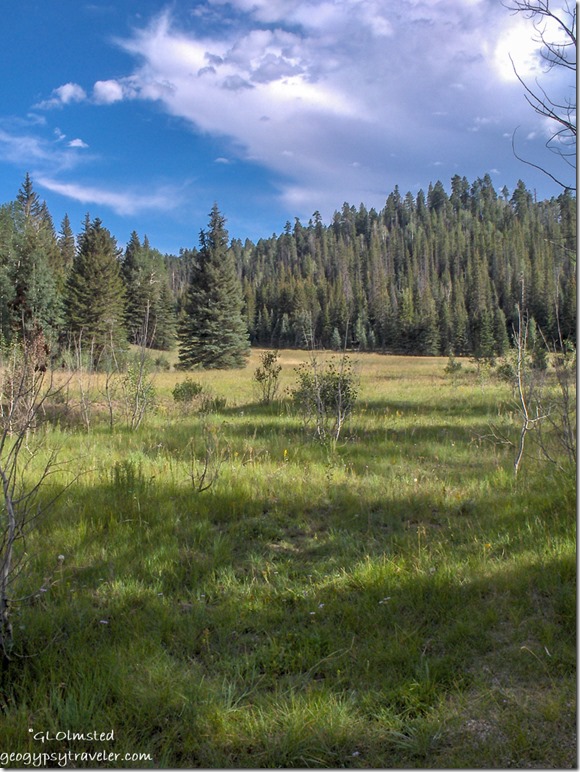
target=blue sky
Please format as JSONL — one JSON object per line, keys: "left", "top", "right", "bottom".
{"left": 0, "top": 0, "right": 574, "bottom": 254}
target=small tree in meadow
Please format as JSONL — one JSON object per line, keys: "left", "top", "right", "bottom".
{"left": 292, "top": 354, "right": 358, "bottom": 443}
{"left": 177, "top": 205, "right": 249, "bottom": 370}
{"left": 253, "top": 350, "right": 282, "bottom": 404}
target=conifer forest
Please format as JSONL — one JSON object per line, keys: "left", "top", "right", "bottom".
{"left": 0, "top": 173, "right": 576, "bottom": 361}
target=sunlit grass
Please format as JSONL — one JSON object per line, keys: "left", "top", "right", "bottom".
{"left": 0, "top": 349, "right": 575, "bottom": 768}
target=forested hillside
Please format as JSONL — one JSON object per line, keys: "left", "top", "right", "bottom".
{"left": 229, "top": 176, "right": 576, "bottom": 356}
{"left": 0, "top": 173, "right": 575, "bottom": 361}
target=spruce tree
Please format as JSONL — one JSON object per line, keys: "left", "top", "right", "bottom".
{"left": 11, "top": 175, "right": 62, "bottom": 345}
{"left": 178, "top": 205, "right": 249, "bottom": 369}
{"left": 65, "top": 217, "right": 126, "bottom": 363}
{"left": 122, "top": 232, "right": 176, "bottom": 349}
{"left": 57, "top": 215, "right": 76, "bottom": 285}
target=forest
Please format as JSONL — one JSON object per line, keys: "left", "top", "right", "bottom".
{"left": 0, "top": 172, "right": 576, "bottom": 363}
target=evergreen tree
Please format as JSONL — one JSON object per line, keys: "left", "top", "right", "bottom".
{"left": 0, "top": 203, "right": 17, "bottom": 345}
{"left": 10, "top": 175, "right": 62, "bottom": 344}
{"left": 57, "top": 214, "right": 76, "bottom": 286}
{"left": 122, "top": 230, "right": 144, "bottom": 342}
{"left": 122, "top": 232, "right": 176, "bottom": 349}
{"left": 65, "top": 217, "right": 126, "bottom": 363}
{"left": 177, "top": 205, "right": 249, "bottom": 369}
{"left": 152, "top": 280, "right": 177, "bottom": 350}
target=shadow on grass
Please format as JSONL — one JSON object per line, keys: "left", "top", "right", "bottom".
{"left": 5, "top": 479, "right": 575, "bottom": 766}
{"left": 2, "top": 437, "right": 575, "bottom": 767}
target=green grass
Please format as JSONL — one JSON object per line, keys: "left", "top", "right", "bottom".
{"left": 0, "top": 350, "right": 575, "bottom": 768}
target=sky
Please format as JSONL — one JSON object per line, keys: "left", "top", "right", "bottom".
{"left": 0, "top": 0, "right": 574, "bottom": 254}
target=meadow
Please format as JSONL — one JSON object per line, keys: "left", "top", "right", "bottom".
{"left": 0, "top": 349, "right": 576, "bottom": 768}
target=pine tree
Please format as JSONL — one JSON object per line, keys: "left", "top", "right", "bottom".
{"left": 177, "top": 205, "right": 249, "bottom": 369}
{"left": 120, "top": 232, "right": 176, "bottom": 349}
{"left": 122, "top": 230, "right": 144, "bottom": 341}
{"left": 152, "top": 280, "right": 177, "bottom": 350}
{"left": 0, "top": 203, "right": 17, "bottom": 345}
{"left": 65, "top": 217, "right": 126, "bottom": 363}
{"left": 57, "top": 214, "right": 76, "bottom": 285}
{"left": 11, "top": 176, "right": 62, "bottom": 344}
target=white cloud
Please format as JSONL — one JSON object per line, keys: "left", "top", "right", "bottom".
{"left": 68, "top": 138, "right": 89, "bottom": 148}
{"left": 35, "top": 82, "right": 87, "bottom": 109}
{"left": 36, "top": 177, "right": 177, "bottom": 216}
{"left": 37, "top": 0, "right": 570, "bottom": 219}
{"left": 0, "top": 127, "right": 84, "bottom": 171}
{"left": 493, "top": 16, "right": 543, "bottom": 83}
{"left": 93, "top": 79, "right": 129, "bottom": 104}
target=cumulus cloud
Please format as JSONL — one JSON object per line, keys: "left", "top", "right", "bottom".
{"left": 36, "top": 0, "right": 569, "bottom": 219}
{"left": 95, "top": 0, "right": 546, "bottom": 216}
{"left": 68, "top": 138, "right": 89, "bottom": 148}
{"left": 35, "top": 82, "right": 87, "bottom": 109}
{"left": 93, "top": 79, "right": 128, "bottom": 104}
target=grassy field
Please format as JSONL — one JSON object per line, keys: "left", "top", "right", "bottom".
{"left": 0, "top": 349, "right": 576, "bottom": 768}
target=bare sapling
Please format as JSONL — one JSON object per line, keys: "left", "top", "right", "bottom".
{"left": 0, "top": 338, "right": 70, "bottom": 659}
{"left": 512, "top": 304, "right": 543, "bottom": 476}
{"left": 71, "top": 331, "right": 96, "bottom": 432}
{"left": 121, "top": 302, "right": 157, "bottom": 431}
{"left": 186, "top": 423, "right": 225, "bottom": 493}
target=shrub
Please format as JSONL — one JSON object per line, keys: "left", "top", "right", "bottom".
{"left": 254, "top": 350, "right": 282, "bottom": 404}
{"left": 172, "top": 378, "right": 204, "bottom": 403}
{"left": 292, "top": 354, "right": 358, "bottom": 442}
{"left": 153, "top": 355, "right": 171, "bottom": 372}
{"left": 443, "top": 355, "right": 462, "bottom": 376}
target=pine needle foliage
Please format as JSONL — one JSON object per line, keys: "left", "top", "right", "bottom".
{"left": 64, "top": 217, "right": 127, "bottom": 364}
{"left": 178, "top": 205, "right": 249, "bottom": 370}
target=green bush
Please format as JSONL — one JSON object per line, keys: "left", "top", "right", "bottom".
{"left": 172, "top": 378, "right": 204, "bottom": 403}
{"left": 153, "top": 355, "right": 171, "bottom": 372}
{"left": 443, "top": 355, "right": 462, "bottom": 376}
{"left": 292, "top": 354, "right": 358, "bottom": 442}
{"left": 254, "top": 350, "right": 282, "bottom": 404}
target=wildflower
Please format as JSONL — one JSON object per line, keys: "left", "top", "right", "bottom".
{"left": 318, "top": 603, "right": 325, "bottom": 608}
{"left": 283, "top": 448, "right": 288, "bottom": 461}
{"left": 57, "top": 554, "right": 65, "bottom": 562}
{"left": 99, "top": 620, "right": 109, "bottom": 625}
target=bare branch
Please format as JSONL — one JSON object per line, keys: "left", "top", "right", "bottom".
{"left": 511, "top": 128, "right": 575, "bottom": 190}
{"left": 504, "top": 0, "right": 576, "bottom": 189}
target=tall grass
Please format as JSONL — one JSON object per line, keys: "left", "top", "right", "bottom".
{"left": 0, "top": 350, "right": 575, "bottom": 768}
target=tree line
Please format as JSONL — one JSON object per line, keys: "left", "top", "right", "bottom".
{"left": 0, "top": 173, "right": 575, "bottom": 369}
